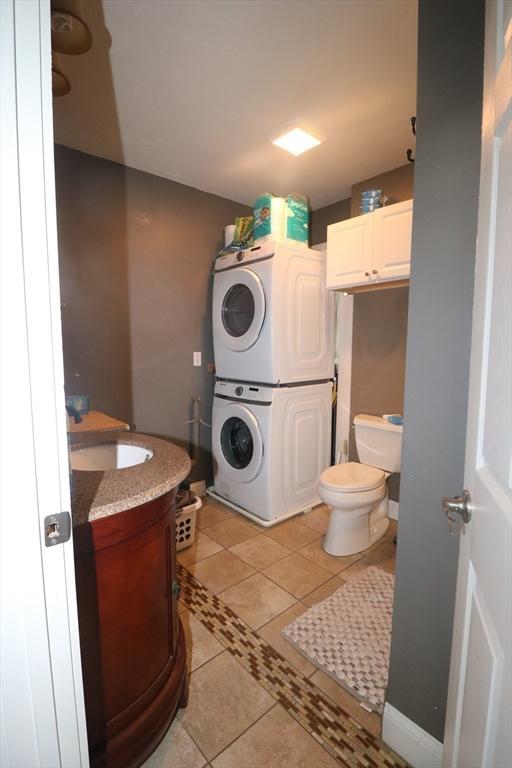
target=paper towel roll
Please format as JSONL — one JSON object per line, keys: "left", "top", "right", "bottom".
{"left": 224, "top": 224, "right": 236, "bottom": 246}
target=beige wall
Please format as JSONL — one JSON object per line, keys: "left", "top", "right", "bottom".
{"left": 55, "top": 145, "right": 250, "bottom": 480}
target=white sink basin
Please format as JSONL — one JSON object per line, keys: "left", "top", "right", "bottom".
{"left": 71, "top": 444, "right": 153, "bottom": 471}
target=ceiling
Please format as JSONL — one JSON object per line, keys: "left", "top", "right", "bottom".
{"left": 53, "top": 0, "right": 418, "bottom": 210}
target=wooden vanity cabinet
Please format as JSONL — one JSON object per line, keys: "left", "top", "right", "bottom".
{"left": 326, "top": 199, "right": 413, "bottom": 290}
{"left": 73, "top": 489, "right": 187, "bottom": 768}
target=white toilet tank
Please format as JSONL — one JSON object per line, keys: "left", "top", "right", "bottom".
{"left": 354, "top": 414, "right": 403, "bottom": 473}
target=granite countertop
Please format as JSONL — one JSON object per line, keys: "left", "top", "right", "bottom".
{"left": 70, "top": 430, "right": 191, "bottom": 526}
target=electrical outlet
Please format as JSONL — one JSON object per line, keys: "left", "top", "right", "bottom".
{"left": 193, "top": 351, "right": 202, "bottom": 367}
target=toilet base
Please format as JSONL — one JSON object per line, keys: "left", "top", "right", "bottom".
{"left": 323, "top": 494, "right": 389, "bottom": 557}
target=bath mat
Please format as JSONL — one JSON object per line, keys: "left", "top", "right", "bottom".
{"left": 282, "top": 565, "right": 394, "bottom": 712}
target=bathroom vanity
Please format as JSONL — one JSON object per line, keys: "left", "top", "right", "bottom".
{"left": 71, "top": 431, "right": 191, "bottom": 768}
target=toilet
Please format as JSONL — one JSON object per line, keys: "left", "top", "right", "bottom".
{"left": 319, "top": 414, "right": 403, "bottom": 556}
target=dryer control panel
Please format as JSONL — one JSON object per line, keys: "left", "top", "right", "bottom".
{"left": 214, "top": 379, "right": 274, "bottom": 403}
{"left": 214, "top": 241, "right": 275, "bottom": 272}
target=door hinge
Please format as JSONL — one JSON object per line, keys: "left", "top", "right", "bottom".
{"left": 44, "top": 511, "right": 71, "bottom": 547}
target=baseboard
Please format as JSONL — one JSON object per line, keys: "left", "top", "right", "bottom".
{"left": 388, "top": 500, "right": 399, "bottom": 520}
{"left": 190, "top": 480, "right": 206, "bottom": 497}
{"left": 382, "top": 703, "right": 443, "bottom": 768}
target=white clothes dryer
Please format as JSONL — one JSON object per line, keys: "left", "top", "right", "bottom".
{"left": 209, "top": 379, "right": 332, "bottom": 526}
{"left": 212, "top": 241, "right": 333, "bottom": 384}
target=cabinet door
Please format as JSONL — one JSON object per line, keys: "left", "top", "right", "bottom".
{"left": 372, "top": 199, "right": 413, "bottom": 282}
{"left": 326, "top": 215, "right": 373, "bottom": 289}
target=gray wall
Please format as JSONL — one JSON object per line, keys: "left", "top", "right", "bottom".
{"left": 351, "top": 163, "right": 414, "bottom": 217}
{"left": 313, "top": 165, "right": 414, "bottom": 503}
{"left": 55, "top": 146, "right": 250, "bottom": 480}
{"left": 311, "top": 163, "right": 414, "bottom": 247}
{"left": 386, "top": 0, "right": 484, "bottom": 741}
{"left": 310, "top": 198, "right": 351, "bottom": 247}
{"left": 350, "top": 288, "right": 409, "bottom": 501}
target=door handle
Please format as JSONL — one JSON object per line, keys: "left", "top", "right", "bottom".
{"left": 443, "top": 490, "right": 472, "bottom": 525}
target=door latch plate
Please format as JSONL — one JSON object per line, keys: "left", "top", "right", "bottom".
{"left": 44, "top": 512, "right": 71, "bottom": 547}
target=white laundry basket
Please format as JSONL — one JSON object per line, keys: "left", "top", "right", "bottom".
{"left": 175, "top": 495, "right": 201, "bottom": 551}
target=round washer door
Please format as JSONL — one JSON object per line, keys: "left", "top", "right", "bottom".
{"left": 213, "top": 268, "right": 265, "bottom": 352}
{"left": 214, "top": 402, "right": 263, "bottom": 482}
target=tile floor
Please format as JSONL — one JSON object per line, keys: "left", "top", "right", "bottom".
{"left": 143, "top": 498, "right": 401, "bottom": 768}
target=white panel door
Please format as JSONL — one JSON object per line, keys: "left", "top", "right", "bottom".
{"left": 0, "top": 1, "right": 88, "bottom": 766}
{"left": 372, "top": 199, "right": 413, "bottom": 282}
{"left": 284, "top": 253, "right": 334, "bottom": 381}
{"left": 281, "top": 384, "right": 331, "bottom": 507}
{"left": 326, "top": 215, "right": 373, "bottom": 289}
{"left": 443, "top": 3, "right": 512, "bottom": 767}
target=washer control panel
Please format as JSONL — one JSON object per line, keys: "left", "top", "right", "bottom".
{"left": 215, "top": 379, "right": 274, "bottom": 403}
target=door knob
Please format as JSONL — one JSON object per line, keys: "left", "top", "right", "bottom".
{"left": 443, "top": 489, "right": 472, "bottom": 524}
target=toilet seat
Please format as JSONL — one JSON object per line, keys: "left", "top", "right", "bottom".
{"left": 320, "top": 462, "right": 385, "bottom": 493}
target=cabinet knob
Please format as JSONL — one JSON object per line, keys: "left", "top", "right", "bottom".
{"left": 372, "top": 269, "right": 378, "bottom": 274}
{"left": 365, "top": 271, "right": 370, "bottom": 277}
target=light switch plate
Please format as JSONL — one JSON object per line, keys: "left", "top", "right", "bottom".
{"left": 193, "top": 351, "right": 202, "bottom": 367}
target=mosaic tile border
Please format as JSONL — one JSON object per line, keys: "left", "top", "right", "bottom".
{"left": 178, "top": 563, "right": 408, "bottom": 768}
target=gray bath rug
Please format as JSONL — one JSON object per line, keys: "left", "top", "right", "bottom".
{"left": 282, "top": 566, "right": 394, "bottom": 713}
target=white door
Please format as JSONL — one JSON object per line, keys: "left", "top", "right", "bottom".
{"left": 443, "top": 2, "right": 512, "bottom": 766}
{"left": 326, "top": 215, "right": 373, "bottom": 289}
{"left": 0, "top": 2, "right": 88, "bottom": 766}
{"left": 372, "top": 199, "right": 413, "bottom": 282}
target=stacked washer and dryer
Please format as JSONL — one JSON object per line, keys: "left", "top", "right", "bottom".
{"left": 209, "top": 239, "right": 334, "bottom": 526}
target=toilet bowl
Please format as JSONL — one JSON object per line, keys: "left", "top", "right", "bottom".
{"left": 320, "top": 414, "right": 403, "bottom": 557}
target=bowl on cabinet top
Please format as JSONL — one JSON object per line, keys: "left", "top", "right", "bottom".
{"left": 70, "top": 443, "right": 153, "bottom": 471}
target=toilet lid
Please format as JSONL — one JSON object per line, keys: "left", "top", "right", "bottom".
{"left": 320, "top": 462, "right": 385, "bottom": 493}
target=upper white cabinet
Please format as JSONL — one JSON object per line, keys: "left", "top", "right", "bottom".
{"left": 326, "top": 199, "right": 413, "bottom": 290}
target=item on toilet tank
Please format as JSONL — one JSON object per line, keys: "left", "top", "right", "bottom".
{"left": 382, "top": 414, "right": 404, "bottom": 426}
{"left": 285, "top": 193, "right": 309, "bottom": 245}
{"left": 253, "top": 193, "right": 285, "bottom": 242}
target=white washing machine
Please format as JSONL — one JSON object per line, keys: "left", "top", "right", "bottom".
{"left": 209, "top": 379, "right": 332, "bottom": 526}
{"left": 212, "top": 240, "right": 334, "bottom": 384}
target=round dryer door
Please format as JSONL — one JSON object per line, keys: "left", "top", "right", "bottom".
{"left": 215, "top": 402, "right": 263, "bottom": 482}
{"left": 213, "top": 268, "right": 265, "bottom": 351}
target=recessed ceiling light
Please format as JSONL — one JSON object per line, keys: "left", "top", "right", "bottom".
{"left": 272, "top": 127, "right": 321, "bottom": 156}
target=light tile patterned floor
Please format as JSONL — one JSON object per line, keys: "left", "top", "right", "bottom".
{"left": 145, "top": 500, "right": 402, "bottom": 768}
